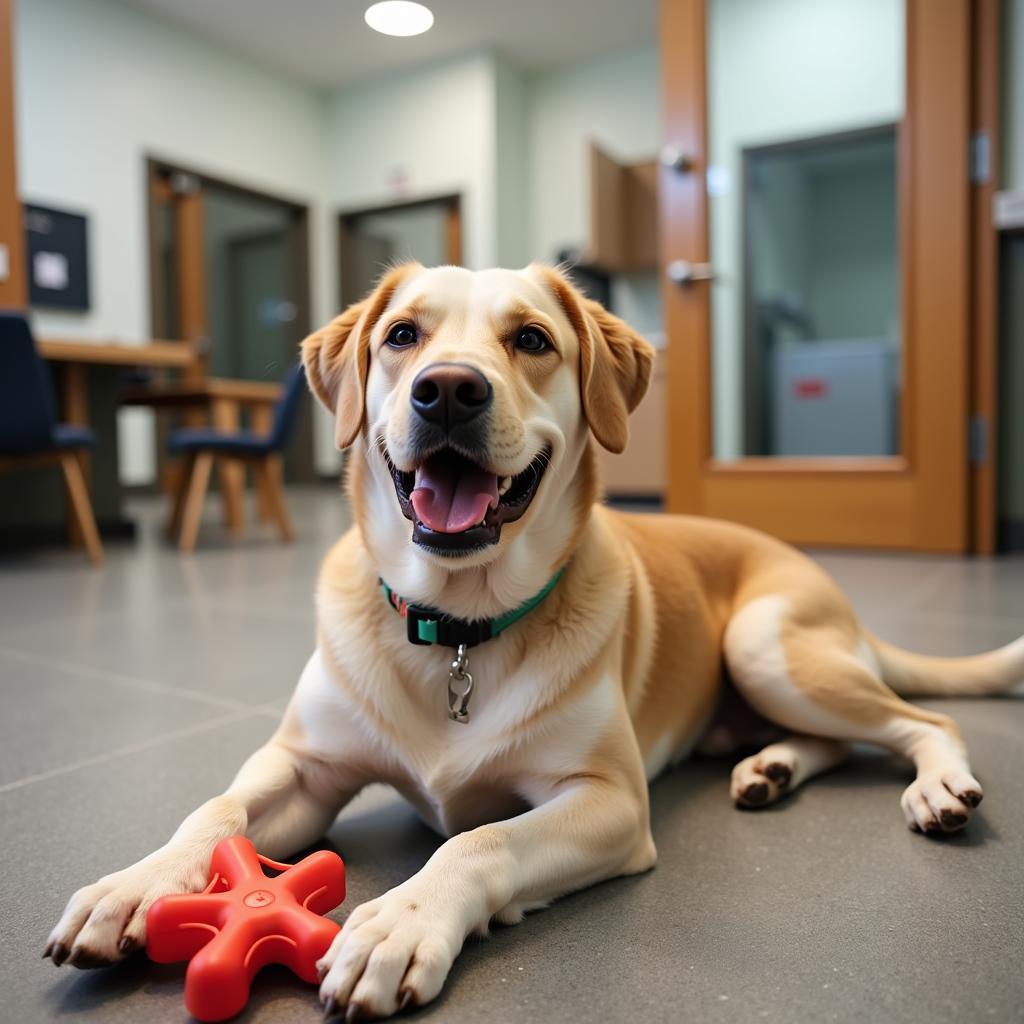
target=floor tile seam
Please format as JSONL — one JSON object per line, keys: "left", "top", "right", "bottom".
{"left": 0, "top": 707, "right": 260, "bottom": 795}
{"left": 154, "top": 595, "right": 317, "bottom": 623}
{"left": 0, "top": 644, "right": 254, "bottom": 714}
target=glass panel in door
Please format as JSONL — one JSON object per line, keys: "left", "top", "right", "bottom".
{"left": 706, "top": 0, "right": 905, "bottom": 460}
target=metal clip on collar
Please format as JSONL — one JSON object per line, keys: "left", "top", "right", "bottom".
{"left": 447, "top": 643, "right": 474, "bottom": 724}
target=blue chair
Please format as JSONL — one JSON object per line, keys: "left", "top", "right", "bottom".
{"left": 0, "top": 312, "right": 103, "bottom": 563}
{"left": 167, "top": 362, "right": 306, "bottom": 550}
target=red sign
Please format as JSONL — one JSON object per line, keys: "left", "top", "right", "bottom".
{"left": 793, "top": 377, "right": 828, "bottom": 399}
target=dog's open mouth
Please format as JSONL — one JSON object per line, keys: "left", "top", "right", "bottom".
{"left": 385, "top": 446, "right": 551, "bottom": 554}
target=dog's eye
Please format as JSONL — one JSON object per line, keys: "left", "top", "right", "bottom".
{"left": 385, "top": 323, "right": 417, "bottom": 348}
{"left": 515, "top": 328, "right": 550, "bottom": 354}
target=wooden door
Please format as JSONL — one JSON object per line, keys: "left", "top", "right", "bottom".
{"left": 659, "top": 0, "right": 973, "bottom": 551}
{"left": 339, "top": 194, "right": 462, "bottom": 304}
{"left": 0, "top": 0, "right": 26, "bottom": 308}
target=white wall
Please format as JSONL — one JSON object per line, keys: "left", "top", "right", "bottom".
{"left": 494, "top": 56, "right": 532, "bottom": 269}
{"left": 1004, "top": 0, "right": 1024, "bottom": 192}
{"left": 15, "top": 0, "right": 333, "bottom": 483}
{"left": 16, "top": 0, "right": 668, "bottom": 482}
{"left": 707, "top": 0, "right": 903, "bottom": 459}
{"left": 527, "top": 45, "right": 661, "bottom": 265}
{"left": 526, "top": 45, "right": 664, "bottom": 339}
{"left": 325, "top": 52, "right": 498, "bottom": 282}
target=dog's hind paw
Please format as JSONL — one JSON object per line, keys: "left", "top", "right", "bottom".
{"left": 900, "top": 772, "right": 982, "bottom": 836}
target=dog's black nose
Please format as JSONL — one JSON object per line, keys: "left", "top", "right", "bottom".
{"left": 410, "top": 362, "right": 492, "bottom": 428}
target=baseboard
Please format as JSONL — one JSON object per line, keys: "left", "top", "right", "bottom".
{"left": 0, "top": 517, "right": 136, "bottom": 552}
{"left": 997, "top": 517, "right": 1024, "bottom": 552}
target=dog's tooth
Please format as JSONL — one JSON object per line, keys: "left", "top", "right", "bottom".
{"left": 498, "top": 476, "right": 512, "bottom": 495}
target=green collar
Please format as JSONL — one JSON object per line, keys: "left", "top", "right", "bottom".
{"left": 381, "top": 569, "right": 564, "bottom": 649}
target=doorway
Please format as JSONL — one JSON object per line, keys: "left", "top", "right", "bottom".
{"left": 147, "top": 159, "right": 314, "bottom": 480}
{"left": 338, "top": 194, "right": 462, "bottom": 303}
{"left": 659, "top": 0, "right": 982, "bottom": 552}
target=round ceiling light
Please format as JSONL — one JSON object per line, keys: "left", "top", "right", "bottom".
{"left": 364, "top": 1, "right": 434, "bottom": 37}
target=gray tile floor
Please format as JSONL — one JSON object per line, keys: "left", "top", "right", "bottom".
{"left": 2, "top": 489, "right": 1022, "bottom": 1024}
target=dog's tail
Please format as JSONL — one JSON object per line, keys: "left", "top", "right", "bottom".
{"left": 866, "top": 631, "right": 1024, "bottom": 697}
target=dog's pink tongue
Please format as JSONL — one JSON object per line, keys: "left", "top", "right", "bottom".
{"left": 411, "top": 455, "right": 499, "bottom": 533}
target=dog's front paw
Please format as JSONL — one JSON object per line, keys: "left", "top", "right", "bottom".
{"left": 317, "top": 880, "right": 470, "bottom": 1020}
{"left": 43, "top": 851, "right": 208, "bottom": 968}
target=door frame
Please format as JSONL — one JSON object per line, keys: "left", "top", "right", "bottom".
{"left": 0, "top": 0, "right": 26, "bottom": 309}
{"left": 145, "top": 157, "right": 315, "bottom": 480}
{"left": 337, "top": 193, "right": 462, "bottom": 305}
{"left": 659, "top": 0, "right": 975, "bottom": 552}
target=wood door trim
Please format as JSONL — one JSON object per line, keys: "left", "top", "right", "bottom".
{"left": 660, "top": 0, "right": 971, "bottom": 552}
{"left": 145, "top": 157, "right": 312, "bottom": 350}
{"left": 336, "top": 192, "right": 462, "bottom": 221}
{"left": 0, "top": 0, "right": 26, "bottom": 308}
{"left": 660, "top": 0, "right": 709, "bottom": 515}
{"left": 145, "top": 157, "right": 315, "bottom": 479}
{"left": 337, "top": 193, "right": 463, "bottom": 306}
{"left": 703, "top": 457, "right": 909, "bottom": 477}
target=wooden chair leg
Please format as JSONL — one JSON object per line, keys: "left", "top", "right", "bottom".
{"left": 252, "top": 407, "right": 275, "bottom": 523}
{"left": 178, "top": 452, "right": 214, "bottom": 553}
{"left": 219, "top": 456, "right": 245, "bottom": 536}
{"left": 58, "top": 452, "right": 104, "bottom": 565}
{"left": 167, "top": 454, "right": 195, "bottom": 540}
{"left": 255, "top": 466, "right": 275, "bottom": 522}
{"left": 254, "top": 457, "right": 294, "bottom": 543}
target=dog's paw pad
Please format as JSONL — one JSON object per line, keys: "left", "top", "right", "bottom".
{"left": 762, "top": 762, "right": 792, "bottom": 788}
{"left": 740, "top": 781, "right": 769, "bottom": 805}
{"left": 901, "top": 773, "right": 981, "bottom": 835}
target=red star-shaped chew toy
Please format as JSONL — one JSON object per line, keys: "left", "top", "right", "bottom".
{"left": 146, "top": 835, "right": 345, "bottom": 1021}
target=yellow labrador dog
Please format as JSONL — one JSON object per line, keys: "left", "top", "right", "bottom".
{"left": 46, "top": 264, "right": 1023, "bottom": 1018}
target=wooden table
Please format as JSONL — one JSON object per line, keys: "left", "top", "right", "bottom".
{"left": 37, "top": 338, "right": 200, "bottom": 545}
{"left": 122, "top": 378, "right": 283, "bottom": 535}
{"left": 38, "top": 338, "right": 198, "bottom": 425}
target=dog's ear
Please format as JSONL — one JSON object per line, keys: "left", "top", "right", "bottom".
{"left": 535, "top": 265, "right": 655, "bottom": 454}
{"left": 301, "top": 263, "right": 418, "bottom": 449}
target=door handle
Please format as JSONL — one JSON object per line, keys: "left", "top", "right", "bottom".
{"left": 666, "top": 259, "right": 716, "bottom": 285}
{"left": 660, "top": 143, "right": 695, "bottom": 174}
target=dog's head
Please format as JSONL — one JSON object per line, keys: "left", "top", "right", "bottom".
{"left": 303, "top": 263, "right": 653, "bottom": 576}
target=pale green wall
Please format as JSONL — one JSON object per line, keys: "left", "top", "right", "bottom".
{"left": 15, "top": 0, "right": 333, "bottom": 481}
{"left": 526, "top": 45, "right": 664, "bottom": 340}
{"left": 495, "top": 57, "right": 531, "bottom": 270}
{"left": 1003, "top": 0, "right": 1024, "bottom": 192}
{"left": 325, "top": 52, "right": 498, "bottom": 280}
{"left": 527, "top": 44, "right": 661, "bottom": 264}
{"left": 707, "top": 0, "right": 903, "bottom": 459}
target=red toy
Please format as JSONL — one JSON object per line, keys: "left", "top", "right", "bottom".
{"left": 146, "top": 835, "right": 345, "bottom": 1022}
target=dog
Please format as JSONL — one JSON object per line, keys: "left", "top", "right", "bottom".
{"left": 44, "top": 263, "right": 1024, "bottom": 1018}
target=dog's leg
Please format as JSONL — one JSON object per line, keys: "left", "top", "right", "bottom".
{"left": 724, "top": 594, "right": 982, "bottom": 834}
{"left": 44, "top": 737, "right": 357, "bottom": 968}
{"left": 317, "top": 745, "right": 654, "bottom": 1019}
{"left": 731, "top": 734, "right": 850, "bottom": 807}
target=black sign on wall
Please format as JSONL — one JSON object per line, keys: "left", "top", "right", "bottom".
{"left": 24, "top": 204, "right": 90, "bottom": 311}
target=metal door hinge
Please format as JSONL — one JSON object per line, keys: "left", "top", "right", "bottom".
{"left": 970, "top": 131, "right": 991, "bottom": 186}
{"left": 969, "top": 414, "right": 989, "bottom": 467}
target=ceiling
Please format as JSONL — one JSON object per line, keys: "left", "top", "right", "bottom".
{"left": 124, "top": 0, "right": 657, "bottom": 89}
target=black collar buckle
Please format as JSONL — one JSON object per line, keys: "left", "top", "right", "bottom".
{"left": 405, "top": 603, "right": 493, "bottom": 649}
